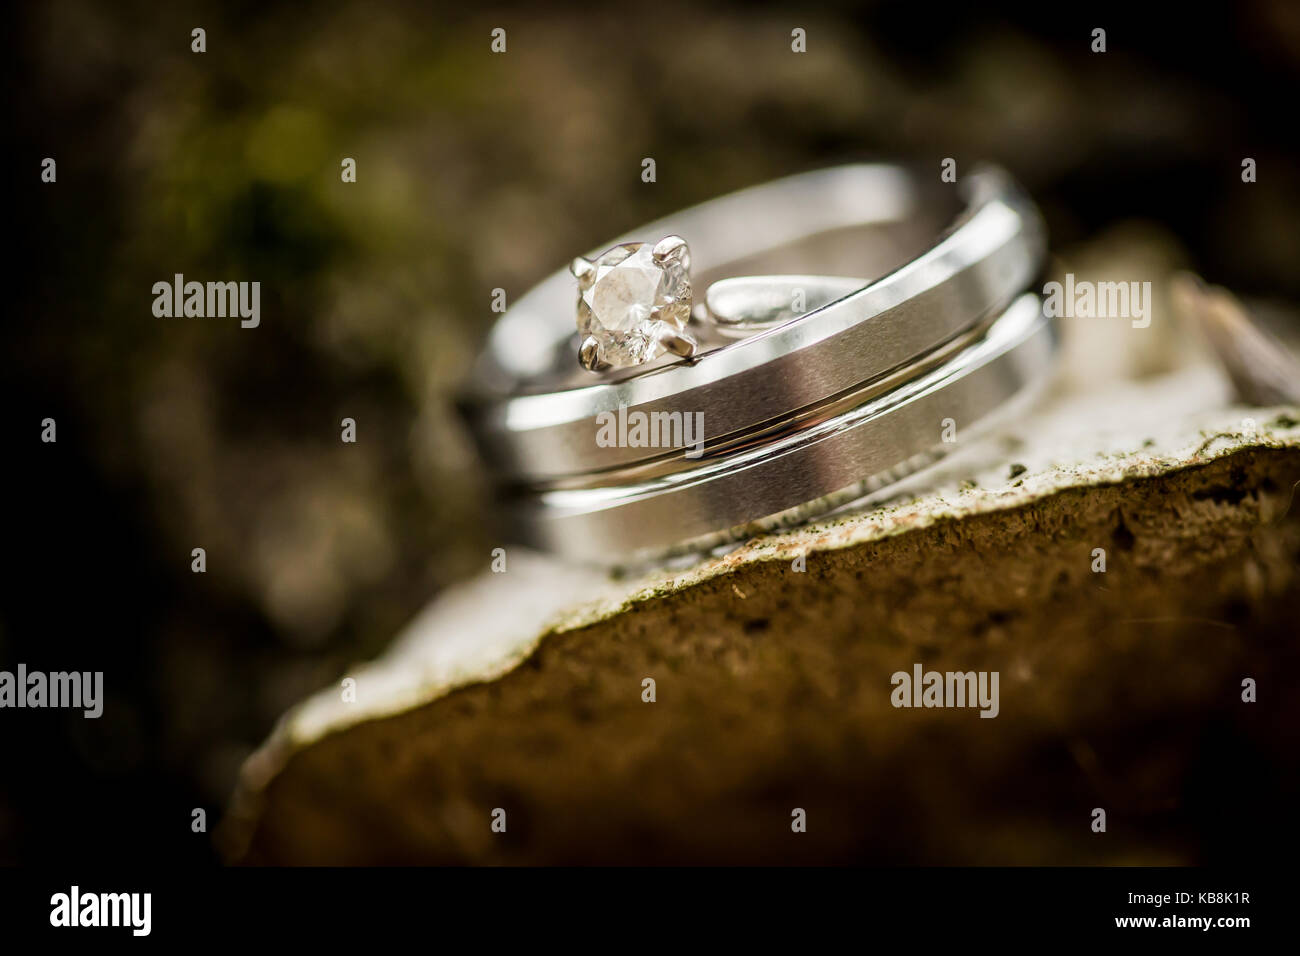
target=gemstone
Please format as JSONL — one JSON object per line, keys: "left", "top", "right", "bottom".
{"left": 575, "top": 240, "right": 691, "bottom": 369}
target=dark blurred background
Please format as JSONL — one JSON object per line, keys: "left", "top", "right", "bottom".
{"left": 3, "top": 0, "right": 1297, "bottom": 865}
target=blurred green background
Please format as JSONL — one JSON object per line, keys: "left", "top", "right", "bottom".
{"left": 4, "top": 0, "right": 1298, "bottom": 864}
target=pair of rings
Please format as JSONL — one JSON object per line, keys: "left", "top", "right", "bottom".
{"left": 460, "top": 164, "right": 1057, "bottom": 564}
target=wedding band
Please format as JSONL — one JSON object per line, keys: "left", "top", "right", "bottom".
{"left": 462, "top": 163, "right": 1044, "bottom": 482}
{"left": 497, "top": 293, "right": 1056, "bottom": 563}
{"left": 459, "top": 164, "right": 1055, "bottom": 563}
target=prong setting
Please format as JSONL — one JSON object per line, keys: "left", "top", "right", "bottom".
{"left": 570, "top": 256, "right": 596, "bottom": 290}
{"left": 579, "top": 335, "right": 612, "bottom": 372}
{"left": 652, "top": 235, "right": 690, "bottom": 271}
{"left": 657, "top": 328, "right": 698, "bottom": 359}
{"left": 574, "top": 237, "right": 693, "bottom": 371}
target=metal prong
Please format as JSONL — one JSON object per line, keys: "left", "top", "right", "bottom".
{"left": 579, "top": 335, "right": 611, "bottom": 372}
{"left": 652, "top": 235, "right": 690, "bottom": 271}
{"left": 570, "top": 256, "right": 596, "bottom": 289}
{"left": 658, "top": 328, "right": 698, "bottom": 359}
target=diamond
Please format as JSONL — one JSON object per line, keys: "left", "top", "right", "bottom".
{"left": 572, "top": 237, "right": 693, "bottom": 370}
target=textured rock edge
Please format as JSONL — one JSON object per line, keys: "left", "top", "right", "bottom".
{"left": 218, "top": 389, "right": 1300, "bottom": 863}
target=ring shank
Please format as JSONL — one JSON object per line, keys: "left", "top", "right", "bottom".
{"left": 461, "top": 164, "right": 1045, "bottom": 482}
{"left": 503, "top": 294, "right": 1057, "bottom": 564}
{"left": 480, "top": 165, "right": 927, "bottom": 384}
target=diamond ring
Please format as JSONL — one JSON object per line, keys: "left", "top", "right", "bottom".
{"left": 461, "top": 164, "right": 1055, "bottom": 563}
{"left": 570, "top": 236, "right": 878, "bottom": 371}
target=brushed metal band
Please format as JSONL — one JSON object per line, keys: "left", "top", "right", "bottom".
{"left": 498, "top": 294, "right": 1057, "bottom": 564}
{"left": 461, "top": 163, "right": 1045, "bottom": 482}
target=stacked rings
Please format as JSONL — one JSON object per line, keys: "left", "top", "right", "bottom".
{"left": 460, "top": 164, "right": 1057, "bottom": 564}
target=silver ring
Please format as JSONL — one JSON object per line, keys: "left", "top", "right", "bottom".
{"left": 460, "top": 164, "right": 1055, "bottom": 563}
{"left": 462, "top": 164, "right": 1044, "bottom": 482}
{"left": 499, "top": 294, "right": 1056, "bottom": 563}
